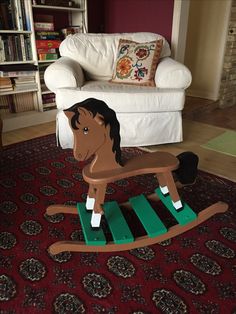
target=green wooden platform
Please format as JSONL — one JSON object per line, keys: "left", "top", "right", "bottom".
{"left": 103, "top": 201, "right": 134, "bottom": 244}
{"left": 77, "top": 203, "right": 106, "bottom": 246}
{"left": 129, "top": 194, "right": 167, "bottom": 237}
{"left": 77, "top": 190, "right": 197, "bottom": 246}
{"left": 155, "top": 188, "right": 197, "bottom": 225}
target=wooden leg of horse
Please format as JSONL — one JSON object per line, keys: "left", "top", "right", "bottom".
{"left": 86, "top": 184, "right": 96, "bottom": 210}
{"left": 156, "top": 173, "right": 169, "bottom": 195}
{"left": 91, "top": 183, "right": 107, "bottom": 228}
{"left": 157, "top": 172, "right": 182, "bottom": 210}
{"left": 163, "top": 171, "right": 182, "bottom": 209}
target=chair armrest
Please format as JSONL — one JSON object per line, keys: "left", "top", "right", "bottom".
{"left": 155, "top": 57, "right": 192, "bottom": 89}
{"left": 44, "top": 56, "right": 85, "bottom": 92}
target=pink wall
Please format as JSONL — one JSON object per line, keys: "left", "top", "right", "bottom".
{"left": 104, "top": 0, "right": 174, "bottom": 42}
{"left": 88, "top": 0, "right": 174, "bottom": 43}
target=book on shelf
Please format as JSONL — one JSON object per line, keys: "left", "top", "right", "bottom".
{"left": 38, "top": 53, "right": 58, "bottom": 60}
{"left": 12, "top": 76, "right": 38, "bottom": 91}
{"left": 34, "top": 22, "right": 54, "bottom": 31}
{"left": 43, "top": 103, "right": 56, "bottom": 111}
{"left": 0, "top": 64, "right": 37, "bottom": 71}
{"left": 34, "top": 14, "right": 54, "bottom": 31}
{"left": 0, "top": 0, "right": 31, "bottom": 31}
{"left": 34, "top": 14, "right": 62, "bottom": 60}
{"left": 0, "top": 0, "right": 16, "bottom": 30}
{"left": 0, "top": 92, "right": 36, "bottom": 113}
{"left": 37, "top": 48, "right": 56, "bottom": 54}
{"left": 14, "top": 76, "right": 35, "bottom": 82}
{"left": 0, "top": 37, "right": 5, "bottom": 62}
{"left": 0, "top": 77, "right": 13, "bottom": 92}
{"left": 0, "top": 95, "right": 12, "bottom": 114}
{"left": 0, "top": 70, "right": 37, "bottom": 77}
{"left": 12, "top": 92, "right": 36, "bottom": 112}
{"left": 42, "top": 92, "right": 55, "bottom": 103}
{"left": 0, "top": 34, "right": 33, "bottom": 62}
{"left": 36, "top": 31, "right": 61, "bottom": 40}
{"left": 40, "top": 83, "right": 49, "bottom": 93}
{"left": 42, "top": 92, "right": 56, "bottom": 111}
{"left": 0, "top": 87, "right": 14, "bottom": 92}
{"left": 33, "top": 0, "right": 80, "bottom": 8}
{"left": 0, "top": 64, "right": 37, "bottom": 78}
{"left": 61, "top": 26, "right": 82, "bottom": 38}
{"left": 36, "top": 40, "right": 61, "bottom": 49}
{"left": 14, "top": 83, "right": 38, "bottom": 91}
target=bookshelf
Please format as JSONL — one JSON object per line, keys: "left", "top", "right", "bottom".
{"left": 0, "top": 0, "right": 87, "bottom": 132}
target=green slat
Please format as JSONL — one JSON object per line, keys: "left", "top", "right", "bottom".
{"left": 155, "top": 188, "right": 197, "bottom": 225}
{"left": 77, "top": 203, "right": 106, "bottom": 246}
{"left": 129, "top": 194, "right": 167, "bottom": 237}
{"left": 103, "top": 201, "right": 134, "bottom": 244}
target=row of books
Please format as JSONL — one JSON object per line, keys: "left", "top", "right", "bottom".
{"left": 32, "top": 0, "right": 80, "bottom": 8}
{"left": 0, "top": 77, "right": 13, "bottom": 92}
{"left": 39, "top": 63, "right": 49, "bottom": 92}
{"left": 0, "top": 0, "right": 31, "bottom": 31}
{"left": 13, "top": 76, "right": 38, "bottom": 91}
{"left": 34, "top": 16, "right": 61, "bottom": 61}
{"left": 36, "top": 27, "right": 82, "bottom": 40}
{"left": 0, "top": 64, "right": 38, "bottom": 77}
{"left": 0, "top": 77, "right": 38, "bottom": 94}
{"left": 35, "top": 26, "right": 82, "bottom": 61}
{"left": 0, "top": 34, "right": 33, "bottom": 62}
{"left": 36, "top": 34, "right": 61, "bottom": 60}
{"left": 42, "top": 92, "right": 56, "bottom": 111}
{"left": 0, "top": 92, "right": 35, "bottom": 114}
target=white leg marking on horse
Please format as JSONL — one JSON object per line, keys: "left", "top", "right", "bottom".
{"left": 160, "top": 185, "right": 169, "bottom": 195}
{"left": 172, "top": 200, "right": 183, "bottom": 210}
{"left": 86, "top": 196, "right": 95, "bottom": 210}
{"left": 91, "top": 211, "right": 102, "bottom": 228}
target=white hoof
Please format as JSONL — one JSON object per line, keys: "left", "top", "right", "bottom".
{"left": 172, "top": 200, "right": 183, "bottom": 210}
{"left": 86, "top": 196, "right": 95, "bottom": 211}
{"left": 91, "top": 211, "right": 102, "bottom": 228}
{"left": 160, "top": 185, "right": 169, "bottom": 195}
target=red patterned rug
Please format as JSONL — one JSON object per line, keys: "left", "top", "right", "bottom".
{"left": 0, "top": 134, "right": 236, "bottom": 314}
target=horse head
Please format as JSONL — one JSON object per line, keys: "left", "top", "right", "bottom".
{"left": 64, "top": 98, "right": 123, "bottom": 170}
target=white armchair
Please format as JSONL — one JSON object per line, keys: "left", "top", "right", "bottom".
{"left": 45, "top": 32, "right": 191, "bottom": 148}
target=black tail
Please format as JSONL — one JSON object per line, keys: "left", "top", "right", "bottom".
{"left": 174, "top": 152, "right": 199, "bottom": 185}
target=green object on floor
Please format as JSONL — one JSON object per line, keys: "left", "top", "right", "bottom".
{"left": 129, "top": 194, "right": 167, "bottom": 237}
{"left": 201, "top": 130, "right": 236, "bottom": 157}
{"left": 155, "top": 188, "right": 197, "bottom": 225}
{"left": 77, "top": 203, "right": 106, "bottom": 246}
{"left": 103, "top": 201, "right": 134, "bottom": 244}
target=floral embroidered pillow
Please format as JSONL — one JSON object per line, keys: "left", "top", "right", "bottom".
{"left": 111, "top": 39, "right": 163, "bottom": 86}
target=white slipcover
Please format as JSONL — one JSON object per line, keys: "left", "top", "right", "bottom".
{"left": 44, "top": 32, "right": 192, "bottom": 148}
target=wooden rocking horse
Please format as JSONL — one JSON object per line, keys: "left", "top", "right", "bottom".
{"left": 46, "top": 98, "right": 228, "bottom": 254}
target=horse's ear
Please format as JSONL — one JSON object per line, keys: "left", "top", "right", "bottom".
{"left": 94, "top": 113, "right": 105, "bottom": 126}
{"left": 64, "top": 110, "right": 73, "bottom": 120}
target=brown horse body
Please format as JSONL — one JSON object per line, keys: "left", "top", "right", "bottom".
{"left": 63, "top": 99, "right": 182, "bottom": 227}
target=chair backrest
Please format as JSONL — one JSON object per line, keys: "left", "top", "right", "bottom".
{"left": 59, "top": 32, "right": 171, "bottom": 81}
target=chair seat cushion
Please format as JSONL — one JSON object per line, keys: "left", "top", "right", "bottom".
{"left": 56, "top": 81, "right": 185, "bottom": 113}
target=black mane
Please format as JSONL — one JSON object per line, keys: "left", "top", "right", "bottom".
{"left": 64, "top": 98, "right": 122, "bottom": 166}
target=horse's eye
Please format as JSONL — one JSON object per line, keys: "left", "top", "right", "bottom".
{"left": 83, "top": 127, "right": 89, "bottom": 135}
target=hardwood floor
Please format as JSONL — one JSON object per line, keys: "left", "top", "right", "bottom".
{"left": 183, "top": 97, "right": 236, "bottom": 130}
{"left": 2, "top": 121, "right": 56, "bottom": 146}
{"left": 2, "top": 97, "right": 236, "bottom": 181}
{"left": 145, "top": 120, "right": 236, "bottom": 182}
